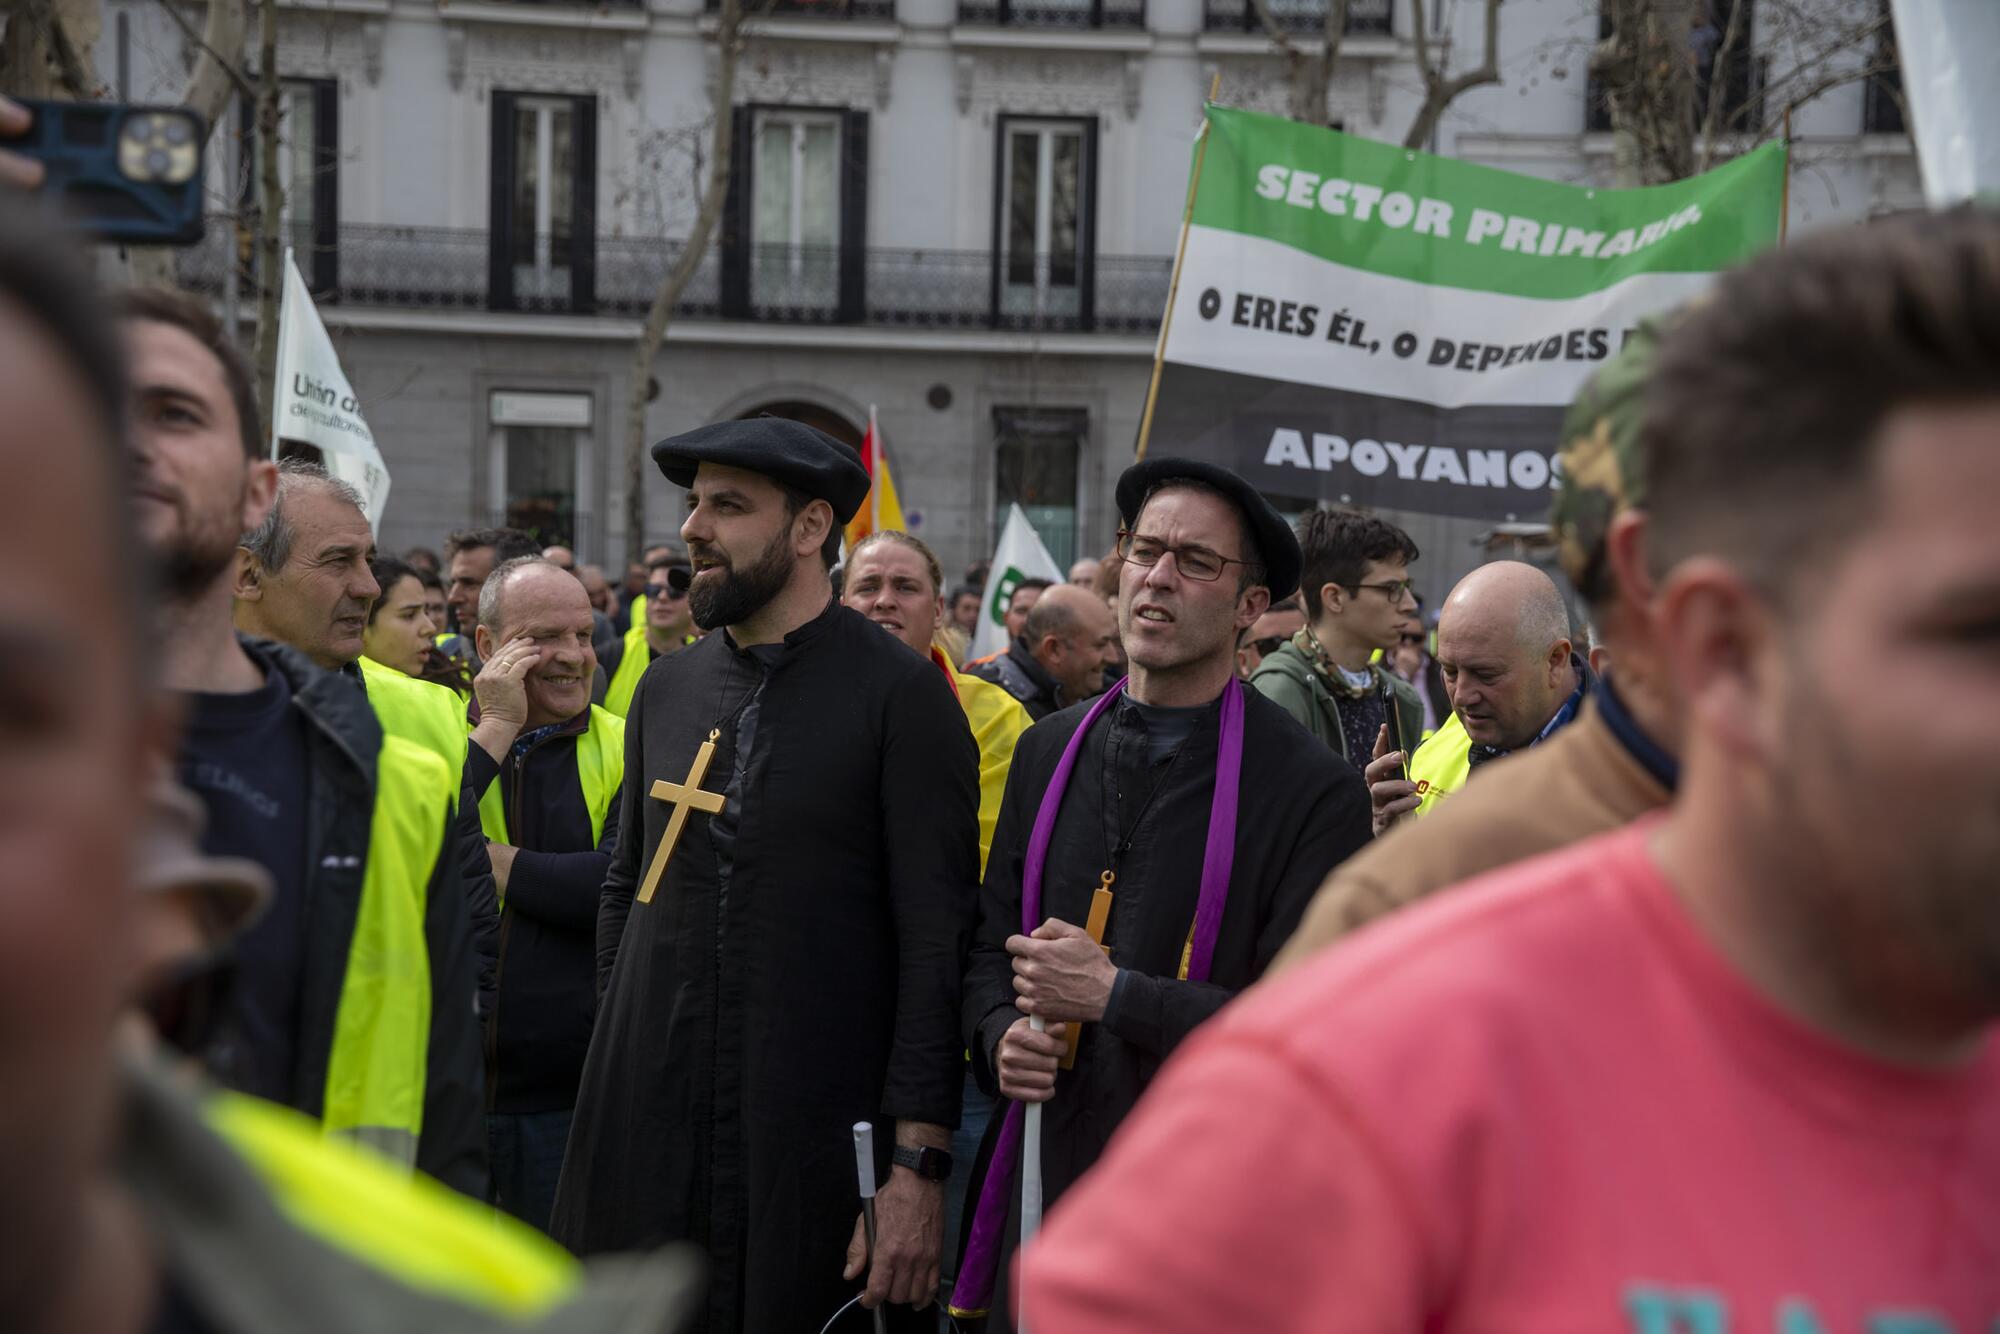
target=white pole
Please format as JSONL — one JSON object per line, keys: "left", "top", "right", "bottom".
{"left": 1017, "top": 1013, "right": 1048, "bottom": 1333}
{"left": 851, "top": 1122, "right": 888, "bottom": 1334}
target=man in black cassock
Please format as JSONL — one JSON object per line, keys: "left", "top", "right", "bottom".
{"left": 552, "top": 418, "right": 979, "bottom": 1333}
{"left": 952, "top": 457, "right": 1372, "bottom": 1329}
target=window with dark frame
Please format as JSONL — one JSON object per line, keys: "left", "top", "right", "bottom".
{"left": 1862, "top": 1, "right": 1904, "bottom": 135}
{"left": 238, "top": 78, "right": 339, "bottom": 296}
{"left": 992, "top": 406, "right": 1087, "bottom": 568}
{"left": 991, "top": 115, "right": 1097, "bottom": 330}
{"left": 1585, "top": 1, "right": 1761, "bottom": 137}
{"left": 720, "top": 104, "right": 869, "bottom": 323}
{"left": 489, "top": 91, "right": 598, "bottom": 313}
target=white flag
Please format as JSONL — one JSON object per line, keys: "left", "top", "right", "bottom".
{"left": 971, "top": 504, "right": 1065, "bottom": 661}
{"left": 1888, "top": 0, "right": 2000, "bottom": 206}
{"left": 271, "top": 250, "right": 390, "bottom": 533}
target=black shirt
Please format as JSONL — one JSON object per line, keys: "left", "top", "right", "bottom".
{"left": 178, "top": 668, "right": 311, "bottom": 1105}
{"left": 145, "top": 1274, "right": 217, "bottom": 1334}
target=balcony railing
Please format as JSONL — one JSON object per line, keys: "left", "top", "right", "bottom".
{"left": 710, "top": 0, "right": 897, "bottom": 18}
{"left": 177, "top": 222, "right": 1172, "bottom": 334}
{"left": 1201, "top": 0, "right": 1391, "bottom": 36}
{"left": 956, "top": 0, "right": 1145, "bottom": 30}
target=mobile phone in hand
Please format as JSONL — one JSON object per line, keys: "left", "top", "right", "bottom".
{"left": 2, "top": 100, "right": 206, "bottom": 246}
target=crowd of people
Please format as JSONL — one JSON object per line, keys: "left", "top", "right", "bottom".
{"left": 3, "top": 191, "right": 1997, "bottom": 1334}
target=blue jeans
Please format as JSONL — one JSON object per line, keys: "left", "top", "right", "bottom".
{"left": 487, "top": 1107, "right": 573, "bottom": 1234}
{"left": 942, "top": 1067, "right": 997, "bottom": 1293}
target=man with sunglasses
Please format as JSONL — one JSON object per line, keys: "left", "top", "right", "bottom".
{"left": 600, "top": 547, "right": 698, "bottom": 718}
{"left": 1234, "top": 597, "right": 1304, "bottom": 679}
{"left": 952, "top": 458, "right": 1369, "bottom": 1329}
{"left": 1247, "top": 510, "right": 1426, "bottom": 772}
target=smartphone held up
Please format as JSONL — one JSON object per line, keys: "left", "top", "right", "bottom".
{"left": 0, "top": 98, "right": 206, "bottom": 246}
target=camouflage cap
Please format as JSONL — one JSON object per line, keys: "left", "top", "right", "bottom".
{"left": 1550, "top": 318, "right": 1663, "bottom": 604}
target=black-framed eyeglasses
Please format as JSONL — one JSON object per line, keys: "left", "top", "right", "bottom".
{"left": 1399, "top": 634, "right": 1426, "bottom": 648}
{"left": 1249, "top": 635, "right": 1287, "bottom": 657}
{"left": 1348, "top": 578, "right": 1415, "bottom": 601}
{"left": 1116, "top": 530, "right": 1260, "bottom": 584}
{"left": 646, "top": 583, "right": 688, "bottom": 601}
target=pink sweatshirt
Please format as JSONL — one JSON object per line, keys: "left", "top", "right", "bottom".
{"left": 1020, "top": 824, "right": 2000, "bottom": 1333}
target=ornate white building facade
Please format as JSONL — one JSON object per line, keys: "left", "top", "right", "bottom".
{"left": 107, "top": 0, "right": 1920, "bottom": 594}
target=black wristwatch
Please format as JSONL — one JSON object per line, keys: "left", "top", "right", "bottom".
{"left": 892, "top": 1144, "right": 953, "bottom": 1182}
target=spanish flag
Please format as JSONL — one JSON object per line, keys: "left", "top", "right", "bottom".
{"left": 844, "top": 404, "right": 906, "bottom": 547}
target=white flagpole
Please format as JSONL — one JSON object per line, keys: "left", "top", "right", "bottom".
{"left": 269, "top": 247, "right": 296, "bottom": 458}
{"left": 868, "top": 403, "right": 881, "bottom": 534}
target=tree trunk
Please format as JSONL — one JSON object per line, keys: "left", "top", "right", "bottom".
{"left": 251, "top": 0, "right": 282, "bottom": 444}
{"left": 621, "top": 0, "right": 745, "bottom": 566}
{"left": 1402, "top": 0, "right": 1504, "bottom": 151}
{"left": 0, "top": 0, "right": 99, "bottom": 99}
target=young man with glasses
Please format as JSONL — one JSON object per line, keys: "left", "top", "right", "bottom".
{"left": 1247, "top": 510, "right": 1426, "bottom": 771}
{"left": 600, "top": 548, "right": 698, "bottom": 718}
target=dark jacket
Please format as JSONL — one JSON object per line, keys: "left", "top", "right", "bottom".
{"left": 467, "top": 711, "right": 620, "bottom": 1114}
{"left": 966, "top": 636, "right": 1066, "bottom": 721}
{"left": 249, "top": 638, "right": 488, "bottom": 1196}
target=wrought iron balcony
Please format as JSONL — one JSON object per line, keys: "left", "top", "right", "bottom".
{"left": 1201, "top": 0, "right": 1391, "bottom": 37}
{"left": 176, "top": 221, "right": 1172, "bottom": 335}
{"left": 956, "top": 0, "right": 1146, "bottom": 31}
{"left": 708, "top": 0, "right": 897, "bottom": 17}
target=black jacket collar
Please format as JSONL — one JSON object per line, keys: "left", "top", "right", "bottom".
{"left": 241, "top": 635, "right": 380, "bottom": 782}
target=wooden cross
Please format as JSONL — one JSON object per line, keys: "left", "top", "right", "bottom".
{"left": 636, "top": 728, "right": 726, "bottom": 905}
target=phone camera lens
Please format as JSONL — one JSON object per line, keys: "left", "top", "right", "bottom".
{"left": 146, "top": 149, "right": 171, "bottom": 176}
{"left": 164, "top": 118, "right": 192, "bottom": 145}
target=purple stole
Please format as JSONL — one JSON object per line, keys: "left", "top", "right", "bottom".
{"left": 948, "top": 676, "right": 1247, "bottom": 1317}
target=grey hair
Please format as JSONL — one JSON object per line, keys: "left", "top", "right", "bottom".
{"left": 241, "top": 459, "right": 365, "bottom": 573}
{"left": 478, "top": 554, "right": 560, "bottom": 634}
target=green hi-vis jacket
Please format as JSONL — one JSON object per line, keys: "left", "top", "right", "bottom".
{"left": 119, "top": 1057, "right": 701, "bottom": 1333}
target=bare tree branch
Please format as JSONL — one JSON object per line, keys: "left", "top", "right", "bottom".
{"left": 1403, "top": 0, "right": 1503, "bottom": 151}
{"left": 621, "top": 0, "right": 748, "bottom": 565}
{"left": 252, "top": 0, "right": 282, "bottom": 439}
{"left": 127, "top": 0, "right": 250, "bottom": 288}
{"left": 1695, "top": 0, "right": 1752, "bottom": 172}
{"left": 156, "top": 0, "right": 254, "bottom": 105}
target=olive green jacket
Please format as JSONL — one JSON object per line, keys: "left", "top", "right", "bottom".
{"left": 1247, "top": 637, "right": 1426, "bottom": 767}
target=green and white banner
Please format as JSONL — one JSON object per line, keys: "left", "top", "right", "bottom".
{"left": 1150, "top": 107, "right": 1786, "bottom": 522}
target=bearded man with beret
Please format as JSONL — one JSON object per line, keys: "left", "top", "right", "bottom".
{"left": 552, "top": 417, "right": 980, "bottom": 1333}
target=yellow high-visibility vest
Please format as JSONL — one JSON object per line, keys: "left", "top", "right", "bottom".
{"left": 206, "top": 1089, "right": 580, "bottom": 1316}
{"left": 476, "top": 706, "right": 626, "bottom": 857}
{"left": 955, "top": 671, "right": 1029, "bottom": 876}
{"left": 603, "top": 622, "right": 651, "bottom": 720}
{"left": 1408, "top": 712, "right": 1472, "bottom": 819}
{"left": 358, "top": 655, "right": 467, "bottom": 809}
{"left": 320, "top": 734, "right": 452, "bottom": 1166}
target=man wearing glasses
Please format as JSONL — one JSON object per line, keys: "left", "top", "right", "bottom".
{"left": 601, "top": 548, "right": 699, "bottom": 718}
{"left": 953, "top": 458, "right": 1370, "bottom": 1329}
{"left": 1247, "top": 510, "right": 1427, "bottom": 772}
{"left": 1234, "top": 597, "right": 1305, "bottom": 679}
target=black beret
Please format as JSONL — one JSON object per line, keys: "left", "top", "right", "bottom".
{"left": 1115, "top": 456, "right": 1302, "bottom": 602}
{"left": 651, "top": 416, "right": 871, "bottom": 524}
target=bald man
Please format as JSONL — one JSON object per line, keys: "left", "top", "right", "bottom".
{"left": 966, "top": 583, "right": 1119, "bottom": 721}
{"left": 1368, "top": 561, "right": 1590, "bottom": 831}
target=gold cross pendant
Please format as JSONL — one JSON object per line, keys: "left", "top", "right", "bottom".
{"left": 636, "top": 728, "right": 726, "bottom": 905}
